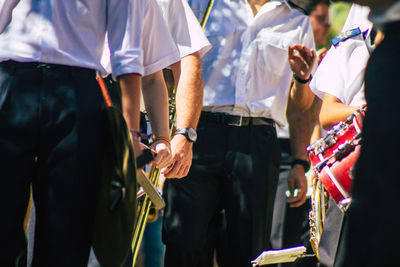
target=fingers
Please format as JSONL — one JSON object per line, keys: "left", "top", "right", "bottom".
{"left": 286, "top": 188, "right": 307, "bottom": 207}
{"left": 163, "top": 157, "right": 191, "bottom": 178}
{"left": 286, "top": 166, "right": 308, "bottom": 207}
{"left": 288, "top": 45, "right": 294, "bottom": 59}
{"left": 152, "top": 142, "right": 172, "bottom": 169}
{"left": 286, "top": 179, "right": 307, "bottom": 207}
{"left": 162, "top": 135, "right": 193, "bottom": 178}
{"left": 289, "top": 44, "right": 316, "bottom": 66}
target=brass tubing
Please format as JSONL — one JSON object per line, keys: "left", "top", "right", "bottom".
{"left": 132, "top": 165, "right": 161, "bottom": 265}
{"left": 201, "top": 0, "right": 214, "bottom": 29}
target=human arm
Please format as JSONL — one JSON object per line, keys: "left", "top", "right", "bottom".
{"left": 162, "top": 52, "right": 203, "bottom": 178}
{"left": 288, "top": 44, "right": 316, "bottom": 111}
{"left": 118, "top": 74, "right": 143, "bottom": 157}
{"left": 286, "top": 97, "right": 311, "bottom": 208}
{"left": 309, "top": 97, "right": 323, "bottom": 144}
{"left": 142, "top": 70, "right": 173, "bottom": 169}
{"left": 319, "top": 93, "right": 359, "bottom": 130}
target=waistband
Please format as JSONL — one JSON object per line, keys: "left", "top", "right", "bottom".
{"left": 0, "top": 60, "right": 95, "bottom": 76}
{"left": 200, "top": 111, "right": 275, "bottom": 127}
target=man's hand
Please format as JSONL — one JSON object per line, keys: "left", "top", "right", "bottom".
{"left": 162, "top": 134, "right": 193, "bottom": 178}
{"left": 150, "top": 140, "right": 172, "bottom": 169}
{"left": 286, "top": 164, "right": 307, "bottom": 207}
{"left": 288, "top": 44, "right": 316, "bottom": 80}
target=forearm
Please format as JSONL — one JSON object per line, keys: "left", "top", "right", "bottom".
{"left": 287, "top": 97, "right": 311, "bottom": 160}
{"left": 118, "top": 73, "right": 142, "bottom": 132}
{"left": 171, "top": 52, "right": 203, "bottom": 129}
{"left": 319, "top": 94, "right": 359, "bottom": 130}
{"left": 286, "top": 97, "right": 310, "bottom": 206}
{"left": 290, "top": 81, "right": 315, "bottom": 112}
{"left": 309, "top": 97, "right": 323, "bottom": 144}
{"left": 142, "top": 71, "right": 170, "bottom": 138}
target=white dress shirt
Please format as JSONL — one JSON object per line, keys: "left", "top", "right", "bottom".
{"left": 189, "top": 0, "right": 315, "bottom": 127}
{"left": 100, "top": 0, "right": 181, "bottom": 76}
{"left": 157, "top": 0, "right": 211, "bottom": 59}
{"left": 310, "top": 5, "right": 372, "bottom": 107}
{"left": 142, "top": 0, "right": 181, "bottom": 75}
{"left": 0, "top": 0, "right": 143, "bottom": 77}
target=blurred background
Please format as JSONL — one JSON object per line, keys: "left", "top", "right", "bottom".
{"left": 328, "top": 2, "right": 351, "bottom": 47}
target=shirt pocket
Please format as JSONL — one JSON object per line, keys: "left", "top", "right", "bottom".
{"left": 204, "top": 21, "right": 236, "bottom": 60}
{"left": 255, "top": 30, "right": 292, "bottom": 76}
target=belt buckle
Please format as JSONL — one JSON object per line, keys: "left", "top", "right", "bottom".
{"left": 36, "top": 63, "right": 51, "bottom": 69}
{"left": 228, "top": 115, "right": 244, "bottom": 127}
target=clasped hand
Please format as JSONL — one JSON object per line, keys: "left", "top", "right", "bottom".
{"left": 149, "top": 139, "right": 173, "bottom": 169}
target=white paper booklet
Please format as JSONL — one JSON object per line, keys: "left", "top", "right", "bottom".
{"left": 251, "top": 246, "right": 307, "bottom": 266}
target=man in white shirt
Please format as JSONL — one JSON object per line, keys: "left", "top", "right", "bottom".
{"left": 0, "top": 1, "right": 143, "bottom": 266}
{"left": 156, "top": 0, "right": 211, "bottom": 179}
{"left": 162, "top": 0, "right": 316, "bottom": 266}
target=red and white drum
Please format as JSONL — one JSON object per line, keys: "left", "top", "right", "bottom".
{"left": 307, "top": 108, "right": 365, "bottom": 212}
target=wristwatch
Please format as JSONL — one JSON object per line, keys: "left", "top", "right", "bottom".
{"left": 291, "top": 159, "right": 310, "bottom": 172}
{"left": 174, "top": 127, "right": 197, "bottom": 142}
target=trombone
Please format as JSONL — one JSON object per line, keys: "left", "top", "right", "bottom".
{"left": 130, "top": 0, "right": 215, "bottom": 265}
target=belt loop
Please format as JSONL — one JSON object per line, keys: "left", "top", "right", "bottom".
{"left": 238, "top": 115, "right": 243, "bottom": 127}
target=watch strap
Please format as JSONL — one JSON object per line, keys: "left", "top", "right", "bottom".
{"left": 291, "top": 159, "right": 310, "bottom": 172}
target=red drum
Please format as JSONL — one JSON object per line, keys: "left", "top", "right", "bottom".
{"left": 307, "top": 108, "right": 365, "bottom": 212}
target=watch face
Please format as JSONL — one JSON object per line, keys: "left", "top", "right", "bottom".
{"left": 175, "top": 128, "right": 197, "bottom": 142}
{"left": 188, "top": 128, "right": 197, "bottom": 142}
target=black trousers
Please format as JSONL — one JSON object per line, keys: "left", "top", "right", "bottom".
{"left": 0, "top": 61, "right": 104, "bottom": 266}
{"left": 162, "top": 115, "right": 281, "bottom": 267}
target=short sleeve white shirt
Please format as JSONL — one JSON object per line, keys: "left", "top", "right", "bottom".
{"left": 157, "top": 0, "right": 211, "bottom": 58}
{"left": 141, "top": 0, "right": 181, "bottom": 75}
{"left": 309, "top": 5, "right": 372, "bottom": 106}
{"left": 102, "top": 0, "right": 180, "bottom": 76}
{"left": 189, "top": 0, "right": 315, "bottom": 127}
{"left": 0, "top": 0, "right": 144, "bottom": 77}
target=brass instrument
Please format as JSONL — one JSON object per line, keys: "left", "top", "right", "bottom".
{"left": 309, "top": 172, "right": 328, "bottom": 259}
{"left": 130, "top": 1, "right": 215, "bottom": 265}
{"left": 200, "top": 0, "right": 214, "bottom": 30}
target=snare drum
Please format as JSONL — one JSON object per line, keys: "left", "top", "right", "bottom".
{"left": 307, "top": 108, "right": 365, "bottom": 212}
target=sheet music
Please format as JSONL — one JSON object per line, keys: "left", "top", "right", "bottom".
{"left": 251, "top": 246, "right": 307, "bottom": 266}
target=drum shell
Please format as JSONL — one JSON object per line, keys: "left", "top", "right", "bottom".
{"left": 308, "top": 113, "right": 363, "bottom": 206}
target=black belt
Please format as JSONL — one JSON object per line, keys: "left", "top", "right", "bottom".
{"left": 0, "top": 60, "right": 95, "bottom": 76}
{"left": 200, "top": 111, "right": 275, "bottom": 127}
